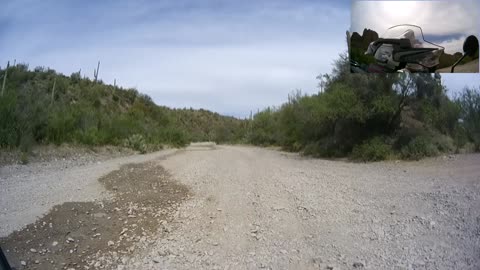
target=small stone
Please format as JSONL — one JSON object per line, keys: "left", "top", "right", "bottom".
{"left": 34, "top": 260, "right": 40, "bottom": 264}
{"left": 52, "top": 241, "right": 58, "bottom": 246}
{"left": 353, "top": 262, "right": 364, "bottom": 268}
{"left": 30, "top": 248, "right": 37, "bottom": 253}
{"left": 152, "top": 258, "right": 160, "bottom": 263}
{"left": 108, "top": 241, "right": 115, "bottom": 247}
{"left": 21, "top": 261, "right": 27, "bottom": 266}
{"left": 66, "top": 237, "right": 74, "bottom": 243}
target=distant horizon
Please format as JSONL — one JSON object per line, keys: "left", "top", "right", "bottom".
{"left": 1, "top": 59, "right": 478, "bottom": 120}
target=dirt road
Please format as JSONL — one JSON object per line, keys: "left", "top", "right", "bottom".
{"left": 126, "top": 145, "right": 480, "bottom": 269}
{"left": 1, "top": 145, "right": 480, "bottom": 269}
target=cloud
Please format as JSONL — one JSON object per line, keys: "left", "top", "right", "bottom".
{"left": 436, "top": 36, "right": 468, "bottom": 54}
{"left": 0, "top": 0, "right": 350, "bottom": 117}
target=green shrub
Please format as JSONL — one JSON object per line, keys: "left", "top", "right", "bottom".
{"left": 351, "top": 137, "right": 392, "bottom": 161}
{"left": 19, "top": 133, "right": 35, "bottom": 153}
{"left": 302, "top": 142, "right": 322, "bottom": 157}
{"left": 124, "top": 134, "right": 147, "bottom": 154}
{"left": 431, "top": 134, "right": 455, "bottom": 153}
{"left": 0, "top": 92, "right": 17, "bottom": 147}
{"left": 459, "top": 142, "right": 476, "bottom": 154}
{"left": 401, "top": 136, "right": 439, "bottom": 160}
{"left": 20, "top": 152, "right": 29, "bottom": 165}
{"left": 163, "top": 129, "right": 189, "bottom": 147}
{"left": 302, "top": 138, "right": 342, "bottom": 158}
{"left": 75, "top": 128, "right": 100, "bottom": 146}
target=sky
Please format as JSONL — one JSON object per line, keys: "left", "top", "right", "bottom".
{"left": 0, "top": 0, "right": 478, "bottom": 118}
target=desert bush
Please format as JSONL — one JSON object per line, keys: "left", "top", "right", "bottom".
{"left": 124, "top": 134, "right": 147, "bottom": 154}
{"left": 457, "top": 87, "right": 480, "bottom": 151}
{"left": 247, "top": 108, "right": 280, "bottom": 146}
{"left": 400, "top": 136, "right": 439, "bottom": 160}
{"left": 0, "top": 93, "right": 17, "bottom": 147}
{"left": 161, "top": 128, "right": 189, "bottom": 147}
{"left": 20, "top": 152, "right": 29, "bottom": 165}
{"left": 431, "top": 134, "right": 455, "bottom": 153}
{"left": 19, "top": 132, "right": 35, "bottom": 153}
{"left": 302, "top": 138, "right": 343, "bottom": 158}
{"left": 351, "top": 137, "right": 392, "bottom": 161}
{"left": 75, "top": 128, "right": 109, "bottom": 146}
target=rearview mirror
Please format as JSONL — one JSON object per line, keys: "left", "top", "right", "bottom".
{"left": 463, "top": 35, "right": 479, "bottom": 57}
{"left": 451, "top": 35, "right": 479, "bottom": 72}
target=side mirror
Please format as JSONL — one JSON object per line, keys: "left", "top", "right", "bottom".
{"left": 463, "top": 35, "right": 479, "bottom": 57}
{"left": 451, "top": 35, "right": 479, "bottom": 72}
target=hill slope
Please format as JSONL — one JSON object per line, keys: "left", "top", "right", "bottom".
{"left": 0, "top": 64, "right": 247, "bottom": 152}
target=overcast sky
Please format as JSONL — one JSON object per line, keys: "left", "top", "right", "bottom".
{"left": 0, "top": 0, "right": 478, "bottom": 118}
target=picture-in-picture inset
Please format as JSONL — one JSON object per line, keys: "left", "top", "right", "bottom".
{"left": 350, "top": 0, "right": 479, "bottom": 73}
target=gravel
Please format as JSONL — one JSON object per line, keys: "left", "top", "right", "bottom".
{"left": 123, "top": 146, "right": 480, "bottom": 270}
{"left": 0, "top": 149, "right": 178, "bottom": 237}
{"left": 1, "top": 144, "right": 479, "bottom": 269}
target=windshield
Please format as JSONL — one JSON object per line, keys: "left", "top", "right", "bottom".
{"left": 381, "top": 24, "right": 444, "bottom": 51}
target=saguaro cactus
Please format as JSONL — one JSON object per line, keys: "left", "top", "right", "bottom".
{"left": 1, "top": 61, "right": 9, "bottom": 97}
{"left": 51, "top": 77, "right": 57, "bottom": 105}
{"left": 93, "top": 61, "right": 100, "bottom": 82}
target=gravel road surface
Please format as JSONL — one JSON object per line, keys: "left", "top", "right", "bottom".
{"left": 126, "top": 145, "right": 480, "bottom": 270}
{"left": 0, "top": 149, "right": 177, "bottom": 237}
{"left": 1, "top": 144, "right": 480, "bottom": 270}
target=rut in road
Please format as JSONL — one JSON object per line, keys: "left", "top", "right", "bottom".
{"left": 122, "top": 145, "right": 480, "bottom": 270}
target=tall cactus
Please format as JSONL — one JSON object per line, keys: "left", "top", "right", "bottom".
{"left": 51, "top": 77, "right": 57, "bottom": 105}
{"left": 93, "top": 61, "right": 100, "bottom": 82}
{"left": 1, "top": 61, "right": 9, "bottom": 97}
{"left": 346, "top": 30, "right": 351, "bottom": 56}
